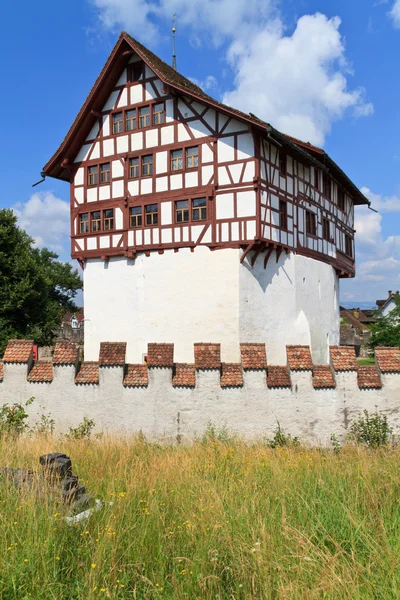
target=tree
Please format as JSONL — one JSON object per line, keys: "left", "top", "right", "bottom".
{"left": 0, "top": 209, "right": 82, "bottom": 354}
{"left": 370, "top": 295, "right": 400, "bottom": 349}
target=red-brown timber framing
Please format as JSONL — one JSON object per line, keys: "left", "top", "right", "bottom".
{"left": 44, "top": 31, "right": 370, "bottom": 278}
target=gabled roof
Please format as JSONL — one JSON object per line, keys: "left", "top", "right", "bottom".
{"left": 44, "top": 31, "right": 369, "bottom": 206}
{"left": 376, "top": 291, "right": 400, "bottom": 314}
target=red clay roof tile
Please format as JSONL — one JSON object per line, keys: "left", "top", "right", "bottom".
{"left": 75, "top": 362, "right": 99, "bottom": 384}
{"left": 173, "top": 363, "right": 196, "bottom": 387}
{"left": 220, "top": 363, "right": 244, "bottom": 388}
{"left": 330, "top": 346, "right": 358, "bottom": 371}
{"left": 99, "top": 342, "right": 126, "bottom": 366}
{"left": 375, "top": 347, "right": 400, "bottom": 373}
{"left": 123, "top": 364, "right": 148, "bottom": 387}
{"left": 3, "top": 340, "right": 34, "bottom": 363}
{"left": 287, "top": 345, "right": 313, "bottom": 370}
{"left": 194, "top": 344, "right": 221, "bottom": 369}
{"left": 27, "top": 362, "right": 53, "bottom": 383}
{"left": 267, "top": 366, "right": 291, "bottom": 388}
{"left": 53, "top": 340, "right": 79, "bottom": 365}
{"left": 0, "top": 361, "right": 3, "bottom": 382}
{"left": 147, "top": 343, "right": 174, "bottom": 367}
{"left": 240, "top": 343, "right": 267, "bottom": 370}
{"left": 357, "top": 366, "right": 382, "bottom": 389}
{"left": 313, "top": 365, "right": 336, "bottom": 389}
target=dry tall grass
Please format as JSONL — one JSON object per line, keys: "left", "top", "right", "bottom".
{"left": 0, "top": 434, "right": 399, "bottom": 599}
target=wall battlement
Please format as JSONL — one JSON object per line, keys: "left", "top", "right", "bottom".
{"left": 0, "top": 340, "right": 399, "bottom": 443}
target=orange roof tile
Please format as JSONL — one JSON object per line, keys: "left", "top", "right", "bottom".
{"left": 375, "top": 347, "right": 400, "bottom": 373}
{"left": 220, "top": 363, "right": 244, "bottom": 388}
{"left": 173, "top": 363, "right": 196, "bottom": 387}
{"left": 287, "top": 345, "right": 313, "bottom": 370}
{"left": 99, "top": 342, "right": 126, "bottom": 366}
{"left": 123, "top": 364, "right": 148, "bottom": 387}
{"left": 75, "top": 362, "right": 99, "bottom": 384}
{"left": 0, "top": 361, "right": 3, "bottom": 382}
{"left": 357, "top": 366, "right": 382, "bottom": 389}
{"left": 147, "top": 343, "right": 174, "bottom": 367}
{"left": 194, "top": 344, "right": 221, "bottom": 369}
{"left": 3, "top": 340, "right": 34, "bottom": 363}
{"left": 313, "top": 365, "right": 336, "bottom": 389}
{"left": 240, "top": 343, "right": 267, "bottom": 370}
{"left": 330, "top": 346, "right": 358, "bottom": 371}
{"left": 27, "top": 362, "right": 53, "bottom": 383}
{"left": 267, "top": 366, "right": 291, "bottom": 388}
{"left": 53, "top": 340, "right": 79, "bottom": 365}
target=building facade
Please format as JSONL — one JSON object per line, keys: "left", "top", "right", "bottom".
{"left": 44, "top": 32, "right": 369, "bottom": 364}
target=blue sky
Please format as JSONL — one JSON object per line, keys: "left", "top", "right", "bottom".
{"left": 1, "top": 0, "right": 399, "bottom": 304}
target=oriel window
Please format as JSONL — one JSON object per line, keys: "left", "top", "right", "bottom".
{"left": 129, "top": 157, "right": 139, "bottom": 178}
{"left": 139, "top": 106, "right": 150, "bottom": 128}
{"left": 88, "top": 166, "right": 98, "bottom": 186}
{"left": 176, "top": 200, "right": 189, "bottom": 223}
{"left": 142, "top": 155, "right": 153, "bottom": 176}
{"left": 130, "top": 206, "right": 142, "bottom": 228}
{"left": 104, "top": 209, "right": 114, "bottom": 231}
{"left": 186, "top": 146, "right": 198, "bottom": 169}
{"left": 145, "top": 204, "right": 158, "bottom": 226}
{"left": 126, "top": 109, "right": 137, "bottom": 131}
{"left": 171, "top": 149, "right": 183, "bottom": 171}
{"left": 80, "top": 213, "right": 89, "bottom": 234}
{"left": 153, "top": 103, "right": 165, "bottom": 125}
{"left": 192, "top": 197, "right": 207, "bottom": 221}
{"left": 91, "top": 211, "right": 101, "bottom": 233}
{"left": 100, "top": 163, "right": 110, "bottom": 183}
{"left": 113, "top": 112, "right": 123, "bottom": 134}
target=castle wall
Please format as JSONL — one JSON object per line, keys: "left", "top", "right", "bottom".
{"left": 83, "top": 248, "right": 339, "bottom": 364}
{"left": 1, "top": 341, "right": 399, "bottom": 445}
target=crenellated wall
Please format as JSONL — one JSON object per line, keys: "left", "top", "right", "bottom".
{"left": 0, "top": 340, "right": 399, "bottom": 444}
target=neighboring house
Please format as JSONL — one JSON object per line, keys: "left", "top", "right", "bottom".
{"left": 42, "top": 32, "right": 370, "bottom": 365}
{"left": 376, "top": 290, "right": 400, "bottom": 318}
{"left": 340, "top": 307, "right": 375, "bottom": 357}
{"left": 54, "top": 309, "right": 84, "bottom": 342}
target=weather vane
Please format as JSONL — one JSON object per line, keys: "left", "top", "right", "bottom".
{"left": 172, "top": 14, "right": 177, "bottom": 71}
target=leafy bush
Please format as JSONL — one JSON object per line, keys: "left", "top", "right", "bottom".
{"left": 330, "top": 433, "right": 342, "bottom": 454}
{"left": 66, "top": 417, "right": 95, "bottom": 440}
{"left": 349, "top": 410, "right": 393, "bottom": 449}
{"left": 201, "top": 421, "right": 236, "bottom": 444}
{"left": 0, "top": 397, "right": 34, "bottom": 436}
{"left": 31, "top": 407, "right": 55, "bottom": 436}
{"left": 267, "top": 423, "right": 300, "bottom": 448}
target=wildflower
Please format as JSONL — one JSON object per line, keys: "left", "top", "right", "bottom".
{"left": 100, "top": 588, "right": 106, "bottom": 593}
{"left": 24, "top": 559, "right": 28, "bottom": 563}
{"left": 119, "top": 492, "right": 126, "bottom": 498}
{"left": 56, "top": 557, "right": 60, "bottom": 561}
{"left": 91, "top": 563, "right": 97, "bottom": 569}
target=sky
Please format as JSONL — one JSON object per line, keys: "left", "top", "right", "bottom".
{"left": 1, "top": 0, "right": 400, "bottom": 305}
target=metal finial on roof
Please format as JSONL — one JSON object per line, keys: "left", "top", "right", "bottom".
{"left": 172, "top": 14, "right": 177, "bottom": 71}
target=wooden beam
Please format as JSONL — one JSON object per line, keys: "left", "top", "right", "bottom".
{"left": 90, "top": 110, "right": 102, "bottom": 118}
{"left": 240, "top": 241, "right": 256, "bottom": 264}
{"left": 276, "top": 246, "right": 283, "bottom": 263}
{"left": 263, "top": 246, "right": 274, "bottom": 269}
{"left": 251, "top": 242, "right": 265, "bottom": 267}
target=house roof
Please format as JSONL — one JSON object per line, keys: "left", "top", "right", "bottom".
{"left": 376, "top": 291, "right": 400, "bottom": 314}
{"left": 43, "top": 31, "right": 370, "bottom": 207}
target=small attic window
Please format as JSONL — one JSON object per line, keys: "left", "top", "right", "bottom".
{"left": 71, "top": 315, "right": 79, "bottom": 329}
{"left": 129, "top": 63, "right": 144, "bottom": 83}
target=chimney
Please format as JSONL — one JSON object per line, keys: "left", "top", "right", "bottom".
{"left": 388, "top": 290, "right": 392, "bottom": 297}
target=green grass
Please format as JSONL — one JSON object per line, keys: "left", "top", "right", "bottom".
{"left": 1, "top": 435, "right": 400, "bottom": 599}
{"left": 357, "top": 357, "right": 376, "bottom": 365}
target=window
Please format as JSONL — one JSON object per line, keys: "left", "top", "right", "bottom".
{"left": 192, "top": 197, "right": 207, "bottom": 221}
{"left": 176, "top": 200, "right": 189, "bottom": 223}
{"left": 88, "top": 166, "right": 98, "bottom": 186}
{"left": 314, "top": 168, "right": 320, "bottom": 190}
{"left": 279, "top": 200, "right": 288, "bottom": 230}
{"left": 171, "top": 149, "right": 183, "bottom": 171}
{"left": 337, "top": 188, "right": 345, "bottom": 211}
{"left": 129, "top": 157, "right": 139, "bottom": 178}
{"left": 139, "top": 106, "right": 150, "bottom": 128}
{"left": 153, "top": 103, "right": 165, "bottom": 125}
{"left": 100, "top": 163, "right": 110, "bottom": 183}
{"left": 142, "top": 155, "right": 153, "bottom": 176}
{"left": 306, "top": 210, "right": 317, "bottom": 236}
{"left": 145, "top": 204, "right": 158, "bottom": 225}
{"left": 113, "top": 112, "right": 123, "bottom": 134}
{"left": 104, "top": 209, "right": 114, "bottom": 231}
{"left": 71, "top": 316, "right": 79, "bottom": 329}
{"left": 80, "top": 213, "right": 89, "bottom": 234}
{"left": 91, "top": 211, "right": 101, "bottom": 232}
{"left": 323, "top": 173, "right": 331, "bottom": 199}
{"left": 322, "top": 218, "right": 330, "bottom": 241}
{"left": 186, "top": 146, "right": 198, "bottom": 169}
{"left": 130, "top": 206, "right": 142, "bottom": 228}
{"left": 279, "top": 153, "right": 287, "bottom": 176}
{"left": 345, "top": 234, "right": 353, "bottom": 257}
{"left": 126, "top": 109, "right": 137, "bottom": 131}
{"left": 129, "top": 64, "right": 143, "bottom": 83}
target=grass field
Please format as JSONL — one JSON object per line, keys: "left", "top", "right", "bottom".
{"left": 1, "top": 435, "right": 400, "bottom": 599}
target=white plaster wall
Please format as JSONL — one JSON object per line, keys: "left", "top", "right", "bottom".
{"left": 240, "top": 251, "right": 339, "bottom": 364}
{"left": 1, "top": 364, "right": 400, "bottom": 445}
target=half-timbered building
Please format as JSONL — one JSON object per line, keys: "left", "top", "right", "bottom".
{"left": 44, "top": 32, "right": 370, "bottom": 364}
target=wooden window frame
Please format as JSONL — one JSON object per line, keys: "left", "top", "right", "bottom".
{"left": 79, "top": 213, "right": 89, "bottom": 234}
{"left": 337, "top": 188, "right": 345, "bottom": 211}
{"left": 305, "top": 210, "right": 317, "bottom": 237}
{"left": 100, "top": 163, "right": 111, "bottom": 184}
{"left": 88, "top": 165, "right": 99, "bottom": 186}
{"left": 128, "top": 63, "right": 144, "bottom": 84}
{"left": 88, "top": 163, "right": 111, "bottom": 187}
{"left": 153, "top": 102, "right": 165, "bottom": 125}
{"left": 142, "top": 155, "right": 153, "bottom": 177}
{"left": 145, "top": 204, "right": 158, "bottom": 226}
{"left": 103, "top": 209, "right": 114, "bottom": 231}
{"left": 175, "top": 200, "right": 189, "bottom": 223}
{"left": 279, "top": 152, "right": 287, "bottom": 177}
{"left": 129, "top": 157, "right": 140, "bottom": 179}
{"left": 192, "top": 197, "right": 207, "bottom": 222}
{"left": 91, "top": 211, "right": 102, "bottom": 233}
{"left": 345, "top": 234, "right": 353, "bottom": 258}
{"left": 139, "top": 106, "right": 151, "bottom": 129}
{"left": 322, "top": 217, "right": 330, "bottom": 242}
{"left": 174, "top": 197, "right": 207, "bottom": 224}
{"left": 129, "top": 206, "right": 143, "bottom": 228}
{"left": 279, "top": 200, "right": 288, "bottom": 231}
{"left": 112, "top": 112, "right": 124, "bottom": 134}
{"left": 314, "top": 168, "right": 320, "bottom": 190}
{"left": 126, "top": 109, "right": 137, "bottom": 132}
{"left": 171, "top": 149, "right": 183, "bottom": 171}
{"left": 186, "top": 146, "right": 199, "bottom": 170}
{"left": 323, "top": 173, "right": 331, "bottom": 200}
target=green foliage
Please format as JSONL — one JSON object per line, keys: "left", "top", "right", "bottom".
{"left": 201, "top": 421, "right": 236, "bottom": 444}
{"left": 0, "top": 209, "right": 82, "bottom": 354}
{"left": 0, "top": 397, "right": 34, "bottom": 435}
{"left": 349, "top": 409, "right": 393, "bottom": 449}
{"left": 267, "top": 422, "right": 300, "bottom": 448}
{"left": 31, "top": 407, "right": 55, "bottom": 436}
{"left": 330, "top": 433, "right": 342, "bottom": 454}
{"left": 66, "top": 417, "right": 96, "bottom": 440}
{"left": 369, "top": 295, "right": 400, "bottom": 348}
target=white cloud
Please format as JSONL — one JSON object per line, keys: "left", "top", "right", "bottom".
{"left": 89, "top": 2, "right": 372, "bottom": 146}
{"left": 389, "top": 0, "right": 400, "bottom": 27}
{"left": 13, "top": 191, "right": 70, "bottom": 255}
{"left": 361, "top": 186, "right": 400, "bottom": 213}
